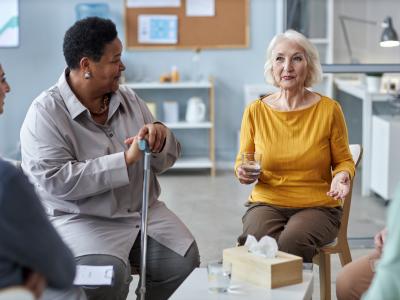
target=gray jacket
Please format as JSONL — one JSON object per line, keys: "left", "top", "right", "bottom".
{"left": 20, "top": 70, "right": 194, "bottom": 263}
{"left": 0, "top": 159, "right": 76, "bottom": 289}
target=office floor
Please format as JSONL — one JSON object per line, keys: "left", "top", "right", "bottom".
{"left": 127, "top": 169, "right": 387, "bottom": 300}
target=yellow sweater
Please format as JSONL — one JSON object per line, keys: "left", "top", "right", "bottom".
{"left": 235, "top": 96, "right": 355, "bottom": 208}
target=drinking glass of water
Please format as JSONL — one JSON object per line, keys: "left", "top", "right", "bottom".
{"left": 241, "top": 152, "right": 262, "bottom": 179}
{"left": 207, "top": 261, "right": 232, "bottom": 293}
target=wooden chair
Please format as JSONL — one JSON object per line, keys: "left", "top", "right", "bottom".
{"left": 313, "top": 144, "right": 363, "bottom": 300}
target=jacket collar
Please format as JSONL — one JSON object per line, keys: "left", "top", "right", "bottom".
{"left": 57, "top": 68, "right": 124, "bottom": 120}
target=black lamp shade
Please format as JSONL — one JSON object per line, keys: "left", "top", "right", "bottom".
{"left": 380, "top": 17, "right": 400, "bottom": 47}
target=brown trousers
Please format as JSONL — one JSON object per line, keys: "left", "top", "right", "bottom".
{"left": 238, "top": 203, "right": 342, "bottom": 262}
{"left": 336, "top": 250, "right": 380, "bottom": 300}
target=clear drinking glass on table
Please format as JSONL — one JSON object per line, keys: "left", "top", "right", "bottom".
{"left": 241, "top": 152, "right": 262, "bottom": 180}
{"left": 207, "top": 261, "right": 232, "bottom": 293}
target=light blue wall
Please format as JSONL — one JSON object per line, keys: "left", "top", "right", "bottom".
{"left": 0, "top": 0, "right": 276, "bottom": 162}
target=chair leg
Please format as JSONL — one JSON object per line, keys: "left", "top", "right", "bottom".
{"left": 339, "top": 245, "right": 352, "bottom": 266}
{"left": 319, "top": 252, "right": 331, "bottom": 300}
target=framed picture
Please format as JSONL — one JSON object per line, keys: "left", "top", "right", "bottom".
{"left": 0, "top": 0, "right": 19, "bottom": 47}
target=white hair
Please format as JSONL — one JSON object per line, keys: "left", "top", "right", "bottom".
{"left": 264, "top": 30, "right": 323, "bottom": 88}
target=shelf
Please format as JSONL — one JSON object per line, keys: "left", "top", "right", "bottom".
{"left": 124, "top": 81, "right": 212, "bottom": 89}
{"left": 125, "top": 78, "right": 216, "bottom": 176}
{"left": 334, "top": 78, "right": 390, "bottom": 101}
{"left": 172, "top": 157, "right": 213, "bottom": 169}
{"left": 165, "top": 122, "right": 212, "bottom": 129}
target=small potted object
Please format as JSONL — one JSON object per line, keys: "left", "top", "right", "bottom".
{"left": 366, "top": 72, "right": 383, "bottom": 93}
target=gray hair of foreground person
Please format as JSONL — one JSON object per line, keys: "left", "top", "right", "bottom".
{"left": 264, "top": 29, "right": 323, "bottom": 88}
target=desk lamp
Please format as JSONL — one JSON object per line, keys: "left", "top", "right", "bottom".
{"left": 339, "top": 15, "right": 400, "bottom": 63}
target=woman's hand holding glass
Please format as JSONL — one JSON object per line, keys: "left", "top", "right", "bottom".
{"left": 237, "top": 153, "right": 262, "bottom": 184}
{"left": 327, "top": 171, "right": 350, "bottom": 202}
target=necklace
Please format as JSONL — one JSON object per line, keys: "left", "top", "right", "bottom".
{"left": 89, "top": 94, "right": 110, "bottom": 116}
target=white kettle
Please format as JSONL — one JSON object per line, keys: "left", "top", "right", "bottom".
{"left": 185, "top": 97, "right": 206, "bottom": 123}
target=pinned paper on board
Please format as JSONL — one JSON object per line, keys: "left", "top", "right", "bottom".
{"left": 127, "top": 0, "right": 180, "bottom": 8}
{"left": 138, "top": 15, "right": 178, "bottom": 44}
{"left": 186, "top": 0, "right": 215, "bottom": 17}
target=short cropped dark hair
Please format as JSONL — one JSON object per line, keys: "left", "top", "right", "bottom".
{"left": 63, "top": 17, "right": 118, "bottom": 69}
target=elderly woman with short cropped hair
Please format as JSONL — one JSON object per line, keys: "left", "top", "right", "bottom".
{"left": 20, "top": 17, "right": 199, "bottom": 300}
{"left": 235, "top": 30, "right": 355, "bottom": 263}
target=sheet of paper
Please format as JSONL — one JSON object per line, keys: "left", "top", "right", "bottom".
{"left": 138, "top": 15, "right": 178, "bottom": 44}
{"left": 186, "top": 0, "right": 215, "bottom": 17}
{"left": 74, "top": 265, "right": 114, "bottom": 286}
{"left": 127, "top": 0, "right": 180, "bottom": 8}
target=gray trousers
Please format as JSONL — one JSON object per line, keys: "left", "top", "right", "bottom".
{"left": 238, "top": 203, "right": 342, "bottom": 262}
{"left": 42, "top": 287, "right": 87, "bottom": 300}
{"left": 76, "top": 236, "right": 200, "bottom": 300}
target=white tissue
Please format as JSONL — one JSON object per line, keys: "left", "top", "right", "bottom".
{"left": 244, "top": 235, "right": 278, "bottom": 258}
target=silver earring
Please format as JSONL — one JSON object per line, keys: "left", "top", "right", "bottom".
{"left": 84, "top": 71, "right": 91, "bottom": 79}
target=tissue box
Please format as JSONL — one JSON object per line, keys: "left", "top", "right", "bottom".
{"left": 223, "top": 246, "right": 302, "bottom": 289}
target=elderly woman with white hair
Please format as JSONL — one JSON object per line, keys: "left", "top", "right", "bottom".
{"left": 235, "top": 30, "right": 355, "bottom": 263}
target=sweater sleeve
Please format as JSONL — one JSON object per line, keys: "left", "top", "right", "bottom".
{"left": 0, "top": 163, "right": 76, "bottom": 289}
{"left": 330, "top": 102, "right": 355, "bottom": 179}
{"left": 234, "top": 105, "right": 256, "bottom": 175}
{"left": 362, "top": 189, "right": 400, "bottom": 300}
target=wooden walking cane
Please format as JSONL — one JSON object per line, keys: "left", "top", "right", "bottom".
{"left": 138, "top": 139, "right": 151, "bottom": 300}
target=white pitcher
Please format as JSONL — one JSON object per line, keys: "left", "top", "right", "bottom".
{"left": 186, "top": 97, "right": 206, "bottom": 123}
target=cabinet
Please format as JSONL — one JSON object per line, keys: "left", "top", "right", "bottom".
{"left": 334, "top": 78, "right": 395, "bottom": 197}
{"left": 371, "top": 115, "right": 400, "bottom": 202}
{"left": 124, "top": 80, "right": 216, "bottom": 176}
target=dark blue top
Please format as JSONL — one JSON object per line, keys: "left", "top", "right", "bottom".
{"left": 0, "top": 159, "right": 75, "bottom": 289}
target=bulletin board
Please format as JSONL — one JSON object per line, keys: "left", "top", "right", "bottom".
{"left": 124, "top": 0, "right": 249, "bottom": 49}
